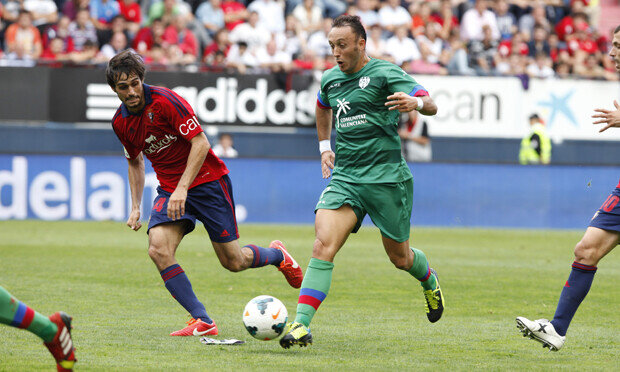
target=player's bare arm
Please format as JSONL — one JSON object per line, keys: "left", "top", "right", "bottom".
{"left": 127, "top": 152, "right": 145, "bottom": 231}
{"left": 316, "top": 105, "right": 334, "bottom": 179}
{"left": 592, "top": 100, "right": 620, "bottom": 132}
{"left": 168, "top": 132, "right": 210, "bottom": 221}
{"left": 385, "top": 93, "right": 438, "bottom": 115}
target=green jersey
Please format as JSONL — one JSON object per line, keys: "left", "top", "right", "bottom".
{"left": 318, "top": 58, "right": 427, "bottom": 184}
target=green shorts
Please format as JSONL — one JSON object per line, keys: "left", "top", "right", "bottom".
{"left": 315, "top": 178, "right": 413, "bottom": 242}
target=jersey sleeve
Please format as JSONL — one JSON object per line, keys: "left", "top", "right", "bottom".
{"left": 316, "top": 72, "right": 332, "bottom": 109}
{"left": 157, "top": 88, "right": 203, "bottom": 141}
{"left": 112, "top": 117, "right": 140, "bottom": 160}
{"left": 386, "top": 64, "right": 429, "bottom": 97}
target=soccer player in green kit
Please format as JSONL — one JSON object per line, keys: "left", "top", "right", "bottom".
{"left": 280, "top": 15, "right": 443, "bottom": 349}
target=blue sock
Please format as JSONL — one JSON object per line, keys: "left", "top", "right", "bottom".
{"left": 550, "top": 262, "right": 597, "bottom": 336}
{"left": 245, "top": 244, "right": 284, "bottom": 267}
{"left": 160, "top": 264, "right": 212, "bottom": 324}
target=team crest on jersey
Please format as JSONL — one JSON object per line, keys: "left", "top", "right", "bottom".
{"left": 147, "top": 111, "right": 154, "bottom": 123}
{"left": 359, "top": 76, "right": 370, "bottom": 89}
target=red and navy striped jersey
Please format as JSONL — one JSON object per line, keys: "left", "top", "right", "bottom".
{"left": 111, "top": 84, "right": 228, "bottom": 192}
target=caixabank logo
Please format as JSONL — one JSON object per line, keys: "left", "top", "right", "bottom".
{"left": 85, "top": 76, "right": 316, "bottom": 126}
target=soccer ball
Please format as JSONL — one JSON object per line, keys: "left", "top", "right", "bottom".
{"left": 242, "top": 295, "right": 288, "bottom": 341}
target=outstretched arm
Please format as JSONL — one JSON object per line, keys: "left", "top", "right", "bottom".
{"left": 317, "top": 105, "right": 334, "bottom": 179}
{"left": 127, "top": 152, "right": 145, "bottom": 231}
{"left": 593, "top": 100, "right": 620, "bottom": 132}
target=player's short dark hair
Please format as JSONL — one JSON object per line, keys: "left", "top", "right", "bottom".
{"left": 332, "top": 15, "right": 367, "bottom": 42}
{"left": 615, "top": 25, "right": 620, "bottom": 34}
{"left": 106, "top": 50, "right": 146, "bottom": 88}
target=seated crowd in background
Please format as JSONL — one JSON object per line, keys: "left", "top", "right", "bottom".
{"left": 0, "top": 0, "right": 617, "bottom": 81}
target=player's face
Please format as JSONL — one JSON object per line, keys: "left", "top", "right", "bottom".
{"left": 610, "top": 31, "right": 620, "bottom": 71}
{"left": 113, "top": 73, "right": 145, "bottom": 113}
{"left": 328, "top": 26, "right": 365, "bottom": 74}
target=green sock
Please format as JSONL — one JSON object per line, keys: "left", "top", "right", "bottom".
{"left": 294, "top": 258, "right": 334, "bottom": 327}
{"left": 0, "top": 286, "right": 57, "bottom": 342}
{"left": 408, "top": 247, "right": 437, "bottom": 291}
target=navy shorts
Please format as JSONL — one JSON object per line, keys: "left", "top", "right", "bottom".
{"left": 589, "top": 187, "right": 620, "bottom": 233}
{"left": 147, "top": 174, "right": 239, "bottom": 243}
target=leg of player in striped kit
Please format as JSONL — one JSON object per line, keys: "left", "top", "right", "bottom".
{"left": 0, "top": 285, "right": 76, "bottom": 371}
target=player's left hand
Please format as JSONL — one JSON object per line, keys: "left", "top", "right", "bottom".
{"left": 593, "top": 100, "right": 620, "bottom": 132}
{"left": 321, "top": 150, "right": 335, "bottom": 179}
{"left": 168, "top": 187, "right": 187, "bottom": 221}
{"left": 385, "top": 92, "right": 419, "bottom": 112}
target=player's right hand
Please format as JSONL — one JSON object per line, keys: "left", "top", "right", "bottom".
{"left": 321, "top": 150, "right": 335, "bottom": 179}
{"left": 127, "top": 209, "right": 142, "bottom": 231}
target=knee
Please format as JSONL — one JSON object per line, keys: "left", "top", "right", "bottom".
{"left": 573, "top": 240, "right": 599, "bottom": 265}
{"left": 148, "top": 243, "right": 173, "bottom": 264}
{"left": 312, "top": 237, "right": 335, "bottom": 261}
{"left": 388, "top": 254, "right": 411, "bottom": 271}
{"left": 220, "top": 258, "right": 245, "bottom": 273}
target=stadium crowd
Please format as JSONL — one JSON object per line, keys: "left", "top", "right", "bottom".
{"left": 0, "top": 0, "right": 617, "bottom": 80}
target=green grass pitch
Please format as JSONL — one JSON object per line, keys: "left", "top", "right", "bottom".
{"left": 0, "top": 221, "right": 618, "bottom": 370}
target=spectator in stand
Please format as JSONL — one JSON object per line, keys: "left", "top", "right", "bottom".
{"left": 2, "top": 0, "right": 21, "bottom": 25}
{"left": 68, "top": 38, "right": 98, "bottom": 62}
{"left": 248, "top": 0, "right": 285, "bottom": 34}
{"left": 306, "top": 16, "right": 331, "bottom": 57}
{"left": 460, "top": 0, "right": 500, "bottom": 41}
{"left": 96, "top": 30, "right": 127, "bottom": 62}
{"left": 528, "top": 24, "right": 551, "bottom": 57}
{"left": 212, "top": 133, "right": 238, "bottom": 158}
{"left": 555, "top": 2, "right": 587, "bottom": 42}
{"left": 97, "top": 15, "right": 128, "bottom": 48}
{"left": 196, "top": 0, "right": 224, "bottom": 38}
{"left": 229, "top": 11, "right": 270, "bottom": 54}
{"left": 292, "top": 0, "right": 322, "bottom": 34}
{"left": 574, "top": 53, "right": 618, "bottom": 81}
{"left": 203, "top": 27, "right": 230, "bottom": 64}
{"left": 416, "top": 23, "right": 443, "bottom": 65}
{"left": 410, "top": 1, "right": 433, "bottom": 37}
{"left": 226, "top": 41, "right": 259, "bottom": 73}
{"left": 43, "top": 14, "right": 73, "bottom": 52}
{"left": 256, "top": 38, "right": 292, "bottom": 72}
{"left": 61, "top": 0, "right": 89, "bottom": 21}
{"left": 567, "top": 21, "right": 598, "bottom": 57}
{"left": 518, "top": 2, "right": 551, "bottom": 40}
{"left": 385, "top": 25, "right": 420, "bottom": 67}
{"left": 163, "top": 14, "right": 198, "bottom": 64}
{"left": 498, "top": 31, "right": 529, "bottom": 60}
{"left": 378, "top": 0, "right": 411, "bottom": 34}
{"left": 133, "top": 17, "right": 165, "bottom": 56}
{"left": 222, "top": 0, "right": 249, "bottom": 31}
{"left": 352, "top": 0, "right": 378, "bottom": 28}
{"left": 554, "top": 60, "right": 572, "bottom": 78}
{"left": 276, "top": 14, "right": 306, "bottom": 58}
{"left": 366, "top": 23, "right": 388, "bottom": 60}
{"left": 144, "top": 42, "right": 169, "bottom": 65}
{"left": 494, "top": 0, "right": 516, "bottom": 40}
{"left": 89, "top": 0, "right": 120, "bottom": 30}
{"left": 23, "top": 0, "right": 58, "bottom": 31}
{"left": 68, "top": 8, "right": 98, "bottom": 51}
{"left": 526, "top": 51, "right": 555, "bottom": 78}
{"left": 40, "top": 36, "right": 70, "bottom": 61}
{"left": 4, "top": 10, "right": 42, "bottom": 60}
{"left": 468, "top": 24, "right": 499, "bottom": 75}
{"left": 440, "top": 29, "right": 475, "bottom": 75}
{"left": 147, "top": 0, "right": 191, "bottom": 27}
{"left": 548, "top": 33, "right": 561, "bottom": 62}
{"left": 430, "top": 0, "right": 459, "bottom": 40}
{"left": 118, "top": 0, "right": 141, "bottom": 35}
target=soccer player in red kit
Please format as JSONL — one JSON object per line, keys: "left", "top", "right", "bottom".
{"left": 516, "top": 25, "right": 620, "bottom": 351}
{"left": 105, "top": 50, "right": 303, "bottom": 336}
